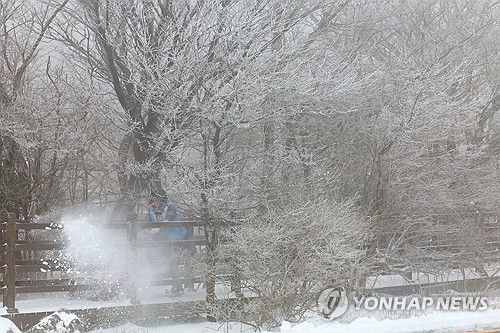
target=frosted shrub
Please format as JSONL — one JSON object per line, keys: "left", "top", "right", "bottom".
{"left": 215, "top": 198, "right": 370, "bottom": 329}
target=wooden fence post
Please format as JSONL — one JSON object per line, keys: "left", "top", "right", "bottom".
{"left": 127, "top": 213, "right": 140, "bottom": 305}
{"left": 205, "top": 224, "right": 217, "bottom": 322}
{"left": 1, "top": 212, "right": 6, "bottom": 308}
{"left": 6, "top": 213, "right": 18, "bottom": 313}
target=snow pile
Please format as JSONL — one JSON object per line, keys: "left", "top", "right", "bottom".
{"left": 0, "top": 318, "right": 21, "bottom": 333}
{"left": 88, "top": 308, "right": 500, "bottom": 333}
{"left": 26, "top": 308, "right": 84, "bottom": 333}
{"left": 275, "top": 308, "right": 500, "bottom": 333}
{"left": 89, "top": 322, "right": 257, "bottom": 333}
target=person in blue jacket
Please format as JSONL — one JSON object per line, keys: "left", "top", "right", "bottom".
{"left": 147, "top": 189, "right": 187, "bottom": 295}
{"left": 148, "top": 194, "right": 187, "bottom": 241}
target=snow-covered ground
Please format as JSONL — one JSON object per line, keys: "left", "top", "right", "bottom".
{"left": 2, "top": 305, "right": 499, "bottom": 333}
{"left": 84, "top": 293, "right": 500, "bottom": 333}
{"left": 3, "top": 277, "right": 499, "bottom": 333}
{"left": 3, "top": 285, "right": 500, "bottom": 332}
{"left": 87, "top": 309, "right": 500, "bottom": 333}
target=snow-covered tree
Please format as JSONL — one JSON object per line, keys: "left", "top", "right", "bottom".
{"left": 313, "top": 0, "right": 500, "bottom": 277}
{"left": 0, "top": 0, "right": 119, "bottom": 218}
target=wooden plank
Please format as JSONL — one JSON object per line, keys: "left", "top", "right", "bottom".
{"left": 15, "top": 285, "right": 65, "bottom": 294}
{"left": 6, "top": 215, "right": 17, "bottom": 312}
{"left": 14, "top": 279, "right": 72, "bottom": 287}
{"left": 15, "top": 243, "right": 65, "bottom": 251}
{"left": 369, "top": 276, "right": 500, "bottom": 295}
{"left": 147, "top": 277, "right": 202, "bottom": 287}
{"left": 0, "top": 260, "right": 59, "bottom": 266}
{"left": 100, "top": 223, "right": 129, "bottom": 230}
{"left": 16, "top": 286, "right": 74, "bottom": 294}
{"left": 0, "top": 222, "right": 63, "bottom": 231}
{"left": 15, "top": 240, "right": 62, "bottom": 245}
{"left": 0, "top": 280, "right": 73, "bottom": 292}
{"left": 14, "top": 265, "right": 64, "bottom": 274}
{"left": 139, "top": 221, "right": 203, "bottom": 228}
{"left": 137, "top": 239, "right": 206, "bottom": 248}
{"left": 15, "top": 285, "right": 91, "bottom": 294}
{"left": 101, "top": 221, "right": 203, "bottom": 230}
{"left": 16, "top": 222, "right": 63, "bottom": 230}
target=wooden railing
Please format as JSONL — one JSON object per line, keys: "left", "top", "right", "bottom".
{"left": 0, "top": 213, "right": 232, "bottom": 313}
{"left": 2, "top": 212, "right": 497, "bottom": 314}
